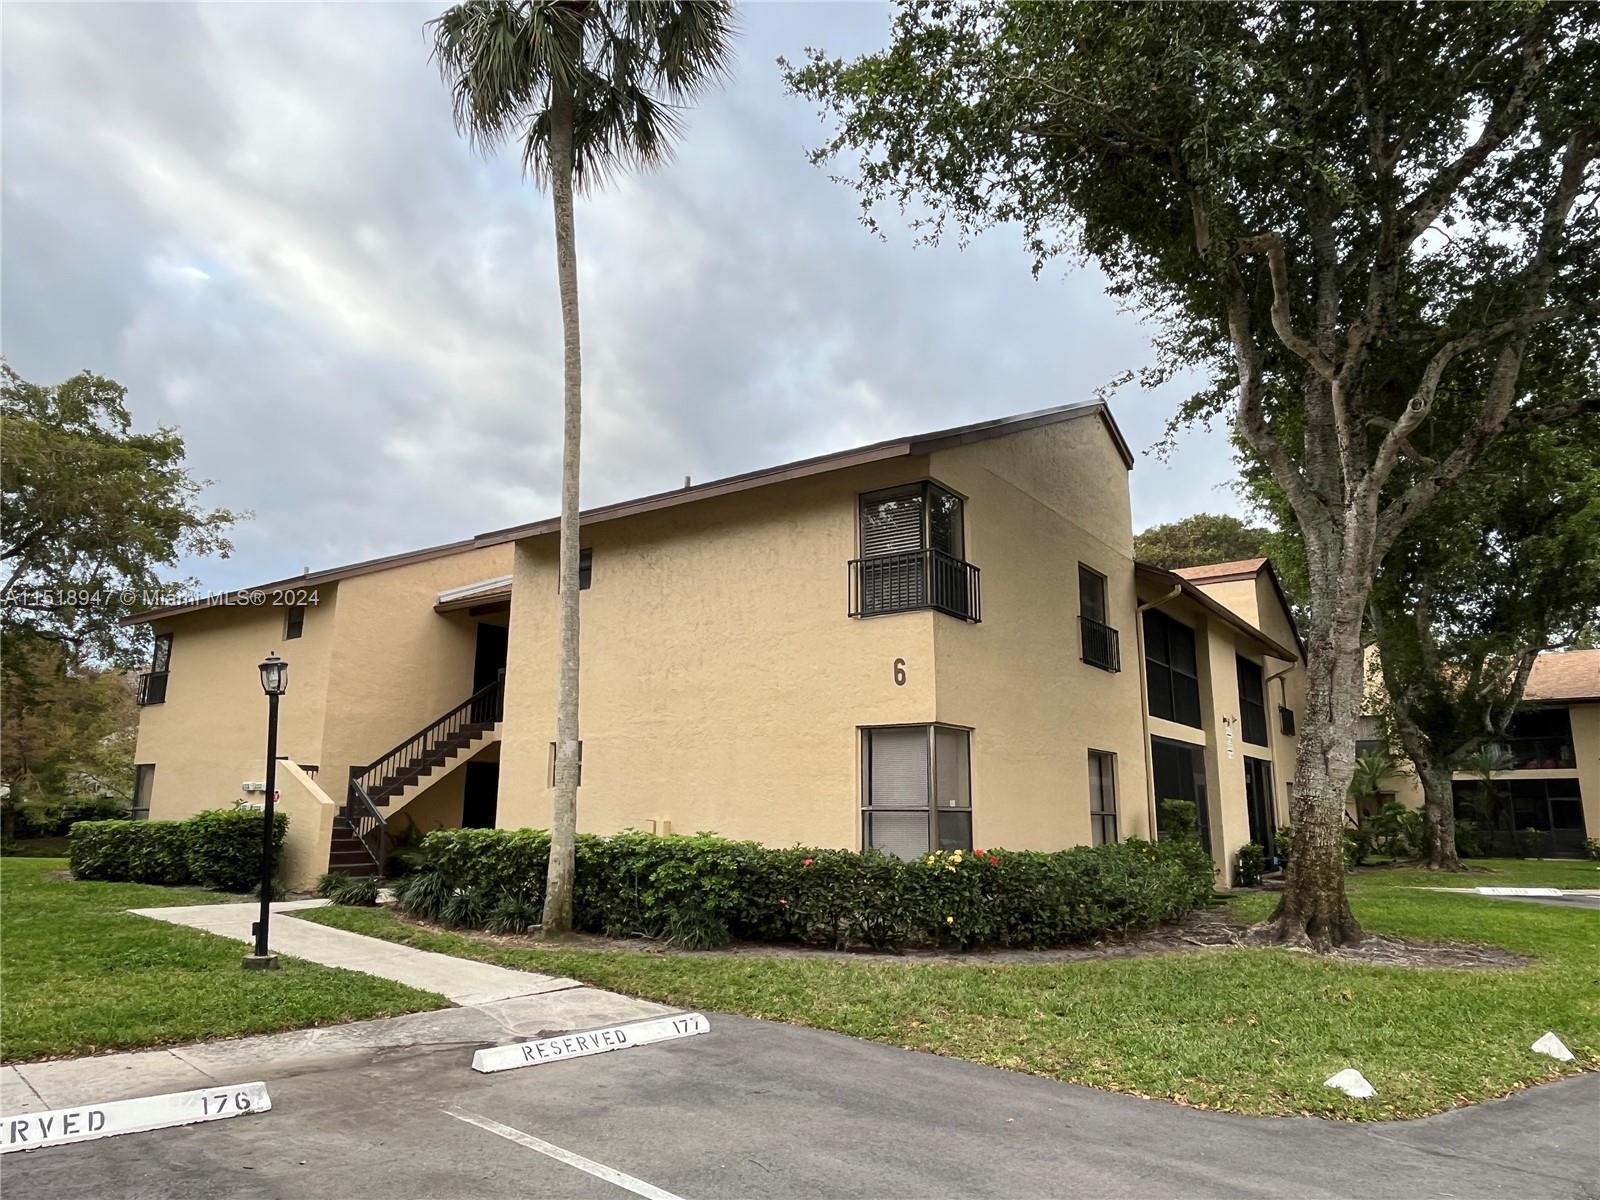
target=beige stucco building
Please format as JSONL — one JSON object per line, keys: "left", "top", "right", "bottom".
{"left": 128, "top": 402, "right": 1310, "bottom": 888}
{"left": 1362, "top": 648, "right": 1599, "bottom": 856}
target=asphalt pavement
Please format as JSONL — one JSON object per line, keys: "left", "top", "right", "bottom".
{"left": 4, "top": 1013, "right": 1596, "bottom": 1200}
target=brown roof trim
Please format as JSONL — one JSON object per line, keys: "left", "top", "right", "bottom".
{"left": 127, "top": 400, "right": 1130, "bottom": 624}
{"left": 122, "top": 537, "right": 492, "bottom": 625}
{"left": 474, "top": 400, "right": 1130, "bottom": 545}
{"left": 1135, "top": 562, "right": 1301, "bottom": 663}
{"left": 1169, "top": 557, "right": 1305, "bottom": 656}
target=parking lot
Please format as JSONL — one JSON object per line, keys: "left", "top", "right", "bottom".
{"left": 5, "top": 1012, "right": 1597, "bottom": 1199}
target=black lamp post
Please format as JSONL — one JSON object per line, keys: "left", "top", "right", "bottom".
{"left": 243, "top": 651, "right": 288, "bottom": 971}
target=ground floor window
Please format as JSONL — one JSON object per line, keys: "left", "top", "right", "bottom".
{"left": 131, "top": 764, "right": 155, "bottom": 820}
{"left": 1454, "top": 777, "right": 1587, "bottom": 856}
{"left": 862, "top": 724, "right": 972, "bottom": 859}
{"left": 1151, "top": 736, "right": 1210, "bottom": 852}
{"left": 1087, "top": 750, "right": 1117, "bottom": 845}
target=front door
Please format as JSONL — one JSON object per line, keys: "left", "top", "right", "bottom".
{"left": 1244, "top": 756, "right": 1275, "bottom": 850}
{"left": 472, "top": 623, "right": 509, "bottom": 722}
{"left": 462, "top": 761, "right": 499, "bottom": 828}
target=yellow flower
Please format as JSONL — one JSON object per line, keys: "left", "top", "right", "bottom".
{"left": 946, "top": 915, "right": 955, "bottom": 924}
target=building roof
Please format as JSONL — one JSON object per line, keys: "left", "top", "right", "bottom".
{"left": 1134, "top": 562, "right": 1301, "bottom": 663}
{"left": 127, "top": 400, "right": 1131, "bottom": 624}
{"left": 434, "top": 574, "right": 513, "bottom": 614}
{"left": 473, "top": 399, "right": 1131, "bottom": 544}
{"left": 1523, "top": 649, "right": 1600, "bottom": 704}
{"left": 1172, "top": 558, "right": 1269, "bottom": 584}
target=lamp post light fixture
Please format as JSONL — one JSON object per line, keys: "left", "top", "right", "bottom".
{"left": 243, "top": 651, "right": 289, "bottom": 971}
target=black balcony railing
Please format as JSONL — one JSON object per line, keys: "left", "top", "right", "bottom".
{"left": 137, "top": 671, "right": 169, "bottom": 706}
{"left": 1079, "top": 615, "right": 1121, "bottom": 672}
{"left": 849, "top": 549, "right": 981, "bottom": 623}
{"left": 1488, "top": 736, "right": 1577, "bottom": 771}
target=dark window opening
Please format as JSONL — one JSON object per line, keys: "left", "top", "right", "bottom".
{"left": 861, "top": 724, "right": 972, "bottom": 858}
{"left": 1237, "top": 656, "right": 1269, "bottom": 746}
{"left": 1088, "top": 750, "right": 1117, "bottom": 845}
{"left": 1078, "top": 565, "right": 1120, "bottom": 672}
{"left": 1152, "top": 736, "right": 1210, "bottom": 852}
{"left": 284, "top": 605, "right": 305, "bottom": 640}
{"left": 139, "top": 635, "right": 172, "bottom": 705}
{"left": 1279, "top": 705, "right": 1296, "bottom": 736}
{"left": 132, "top": 764, "right": 155, "bottom": 820}
{"left": 1454, "top": 776, "right": 1586, "bottom": 856}
{"left": 1143, "top": 610, "right": 1201, "bottom": 727}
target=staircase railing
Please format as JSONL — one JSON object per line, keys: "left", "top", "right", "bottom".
{"left": 353, "top": 671, "right": 504, "bottom": 803}
{"left": 344, "top": 775, "right": 390, "bottom": 876}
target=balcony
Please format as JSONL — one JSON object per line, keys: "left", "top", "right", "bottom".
{"left": 137, "top": 671, "right": 169, "bottom": 706}
{"left": 849, "top": 549, "right": 981, "bottom": 623}
{"left": 1488, "top": 736, "right": 1577, "bottom": 771}
{"left": 1079, "top": 615, "right": 1121, "bottom": 672}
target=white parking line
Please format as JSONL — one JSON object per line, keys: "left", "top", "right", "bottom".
{"left": 442, "top": 1106, "right": 687, "bottom": 1200}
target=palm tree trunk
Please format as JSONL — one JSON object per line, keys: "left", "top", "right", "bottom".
{"left": 542, "top": 60, "right": 583, "bottom": 938}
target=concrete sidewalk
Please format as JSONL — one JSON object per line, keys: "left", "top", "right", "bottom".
{"left": 129, "top": 899, "right": 580, "bottom": 1005}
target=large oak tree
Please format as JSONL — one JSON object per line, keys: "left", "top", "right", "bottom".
{"left": 786, "top": 2, "right": 1599, "bottom": 945}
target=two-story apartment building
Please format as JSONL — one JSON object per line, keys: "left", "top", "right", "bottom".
{"left": 127, "top": 401, "right": 1306, "bottom": 888}
{"left": 1367, "top": 648, "right": 1598, "bottom": 856}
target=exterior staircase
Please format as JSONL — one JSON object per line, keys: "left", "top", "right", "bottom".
{"left": 335, "top": 671, "right": 503, "bottom": 877}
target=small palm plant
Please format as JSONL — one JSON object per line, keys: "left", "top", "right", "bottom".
{"left": 1456, "top": 743, "right": 1515, "bottom": 838}
{"left": 429, "top": 1, "right": 736, "bottom": 934}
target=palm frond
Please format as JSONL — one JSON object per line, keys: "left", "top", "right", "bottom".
{"left": 430, "top": 0, "right": 735, "bottom": 190}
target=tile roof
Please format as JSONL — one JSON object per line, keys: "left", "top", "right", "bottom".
{"left": 1523, "top": 649, "right": 1600, "bottom": 704}
{"left": 1171, "top": 558, "right": 1269, "bottom": 583}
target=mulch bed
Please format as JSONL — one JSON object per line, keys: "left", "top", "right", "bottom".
{"left": 386, "top": 906, "right": 1530, "bottom": 970}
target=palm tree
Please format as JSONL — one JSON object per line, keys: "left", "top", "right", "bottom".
{"left": 430, "top": 1, "right": 735, "bottom": 934}
{"left": 1456, "top": 743, "right": 1515, "bottom": 845}
{"left": 1347, "top": 749, "right": 1397, "bottom": 815}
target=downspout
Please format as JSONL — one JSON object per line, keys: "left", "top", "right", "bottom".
{"left": 1135, "top": 585, "right": 1184, "bottom": 839}
{"left": 1263, "top": 660, "right": 1297, "bottom": 828}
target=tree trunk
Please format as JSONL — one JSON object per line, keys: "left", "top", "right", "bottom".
{"left": 1416, "top": 760, "right": 1462, "bottom": 870}
{"left": 542, "top": 61, "right": 583, "bottom": 938}
{"left": 1253, "top": 594, "right": 1365, "bottom": 949}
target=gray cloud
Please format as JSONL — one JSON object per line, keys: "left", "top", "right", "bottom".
{"left": 2, "top": 1, "right": 1247, "bottom": 590}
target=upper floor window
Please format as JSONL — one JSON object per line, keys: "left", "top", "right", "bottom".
{"left": 1078, "top": 564, "right": 1120, "bottom": 672}
{"left": 138, "top": 634, "right": 172, "bottom": 706}
{"left": 851, "top": 483, "right": 979, "bottom": 622}
{"left": 1236, "top": 656, "right": 1269, "bottom": 746}
{"left": 284, "top": 604, "right": 305, "bottom": 640}
{"left": 1143, "top": 610, "right": 1201, "bottom": 727}
{"left": 861, "top": 724, "right": 972, "bottom": 859}
{"left": 1355, "top": 715, "right": 1387, "bottom": 756}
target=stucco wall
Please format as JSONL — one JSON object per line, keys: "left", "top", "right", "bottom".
{"left": 498, "top": 457, "right": 942, "bottom": 848}
{"left": 134, "top": 591, "right": 340, "bottom": 820}
{"left": 132, "top": 542, "right": 513, "bottom": 859}
{"left": 928, "top": 420, "right": 1150, "bottom": 849}
{"left": 275, "top": 761, "right": 336, "bottom": 891}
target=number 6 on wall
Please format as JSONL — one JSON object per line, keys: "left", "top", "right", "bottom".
{"left": 893, "top": 658, "right": 907, "bottom": 686}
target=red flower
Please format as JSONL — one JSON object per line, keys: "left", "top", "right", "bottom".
{"left": 802, "top": 857, "right": 814, "bottom": 867}
{"left": 988, "top": 855, "right": 999, "bottom": 866}
{"left": 974, "top": 848, "right": 985, "bottom": 856}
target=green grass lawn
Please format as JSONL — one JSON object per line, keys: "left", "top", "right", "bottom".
{"left": 300, "top": 857, "right": 1599, "bottom": 1119}
{"left": 1, "top": 858, "right": 448, "bottom": 1063}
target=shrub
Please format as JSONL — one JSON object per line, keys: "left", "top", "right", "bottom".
{"left": 391, "top": 868, "right": 453, "bottom": 921}
{"left": 1274, "top": 825, "right": 1293, "bottom": 864}
{"left": 318, "top": 872, "right": 381, "bottom": 906}
{"left": 408, "top": 827, "right": 1217, "bottom": 953}
{"left": 1515, "top": 828, "right": 1546, "bottom": 859}
{"left": 1343, "top": 824, "right": 1374, "bottom": 869}
{"left": 1158, "top": 799, "right": 1198, "bottom": 841}
{"left": 68, "top": 821, "right": 135, "bottom": 881}
{"left": 1369, "top": 801, "right": 1425, "bottom": 859}
{"left": 1454, "top": 819, "right": 1484, "bottom": 859}
{"left": 127, "top": 821, "right": 193, "bottom": 885}
{"left": 186, "top": 809, "right": 288, "bottom": 892}
{"left": 1585, "top": 838, "right": 1600, "bottom": 862}
{"left": 1235, "top": 843, "right": 1265, "bottom": 888}
{"left": 17, "top": 795, "right": 130, "bottom": 839}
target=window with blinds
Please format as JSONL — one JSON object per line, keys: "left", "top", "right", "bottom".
{"left": 855, "top": 482, "right": 971, "bottom": 618}
{"left": 862, "top": 725, "right": 972, "bottom": 859}
{"left": 1236, "top": 656, "right": 1269, "bottom": 746}
{"left": 1087, "top": 750, "right": 1117, "bottom": 845}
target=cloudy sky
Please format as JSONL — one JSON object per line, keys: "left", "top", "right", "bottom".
{"left": 3, "top": 1, "right": 1246, "bottom": 591}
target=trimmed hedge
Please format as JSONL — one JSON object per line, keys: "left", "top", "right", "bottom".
{"left": 70, "top": 810, "right": 287, "bottom": 892}
{"left": 397, "top": 828, "right": 1217, "bottom": 951}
